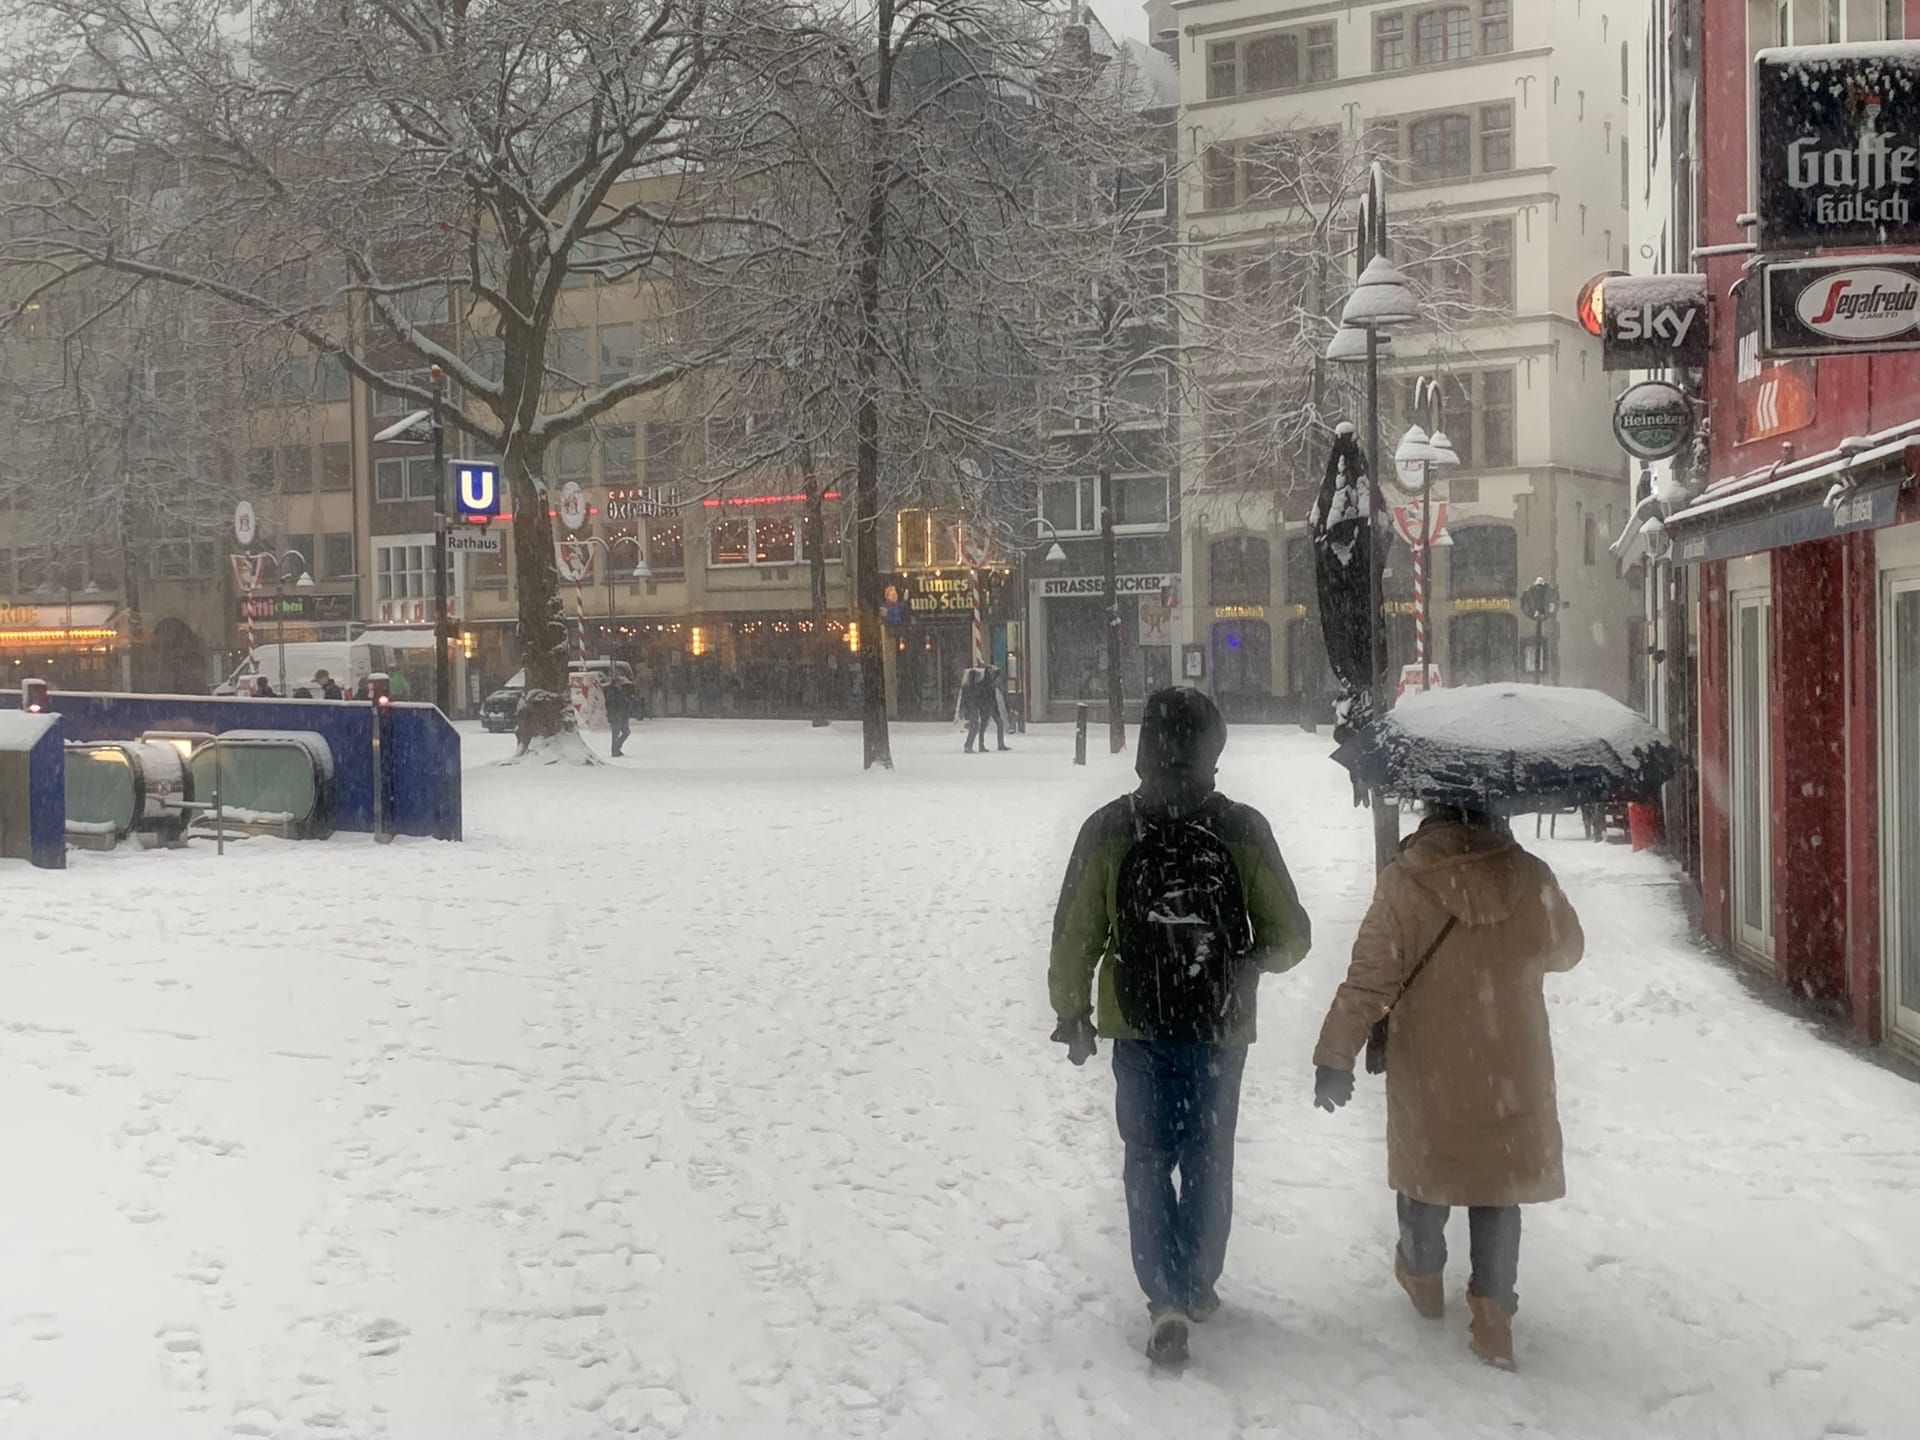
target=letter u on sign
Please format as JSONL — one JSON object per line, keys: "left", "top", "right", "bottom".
{"left": 454, "top": 462, "right": 501, "bottom": 519}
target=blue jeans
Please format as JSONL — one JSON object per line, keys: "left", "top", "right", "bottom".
{"left": 1112, "top": 1039, "right": 1248, "bottom": 1314}
{"left": 1397, "top": 1193, "right": 1522, "bottom": 1313}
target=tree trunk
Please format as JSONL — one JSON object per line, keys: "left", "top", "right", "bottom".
{"left": 803, "top": 460, "right": 831, "bottom": 728}
{"left": 506, "top": 440, "right": 569, "bottom": 748}
{"left": 853, "top": 0, "right": 896, "bottom": 771}
{"left": 1101, "top": 490, "right": 1125, "bottom": 754}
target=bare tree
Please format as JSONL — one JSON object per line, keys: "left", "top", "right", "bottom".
{"left": 0, "top": 0, "right": 770, "bottom": 749}
{"left": 684, "top": 3, "right": 1174, "bottom": 767}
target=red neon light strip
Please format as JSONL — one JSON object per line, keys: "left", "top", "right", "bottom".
{"left": 700, "top": 491, "right": 842, "bottom": 507}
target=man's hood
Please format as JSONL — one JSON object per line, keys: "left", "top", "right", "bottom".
{"left": 1396, "top": 821, "right": 1532, "bottom": 926}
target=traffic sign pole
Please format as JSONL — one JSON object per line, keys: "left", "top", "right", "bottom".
{"left": 431, "top": 366, "right": 450, "bottom": 717}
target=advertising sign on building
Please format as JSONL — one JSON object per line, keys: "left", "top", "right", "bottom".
{"left": 452, "top": 461, "right": 501, "bottom": 520}
{"left": 1755, "top": 45, "right": 1920, "bottom": 251}
{"left": 1039, "top": 573, "right": 1180, "bottom": 599}
{"left": 1761, "top": 253, "right": 1920, "bottom": 357}
{"left": 1736, "top": 279, "right": 1817, "bottom": 442}
{"left": 446, "top": 528, "right": 505, "bottom": 554}
{"left": 1580, "top": 273, "right": 1710, "bottom": 370}
{"left": 1611, "top": 381, "right": 1696, "bottom": 461}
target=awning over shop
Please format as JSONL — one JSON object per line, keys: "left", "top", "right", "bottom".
{"left": 1667, "top": 428, "right": 1915, "bottom": 566}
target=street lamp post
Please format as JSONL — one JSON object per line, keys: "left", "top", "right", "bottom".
{"left": 1326, "top": 161, "right": 1421, "bottom": 872}
{"left": 1013, "top": 516, "right": 1068, "bottom": 734}
{"left": 265, "top": 548, "right": 313, "bottom": 695}
{"left": 430, "top": 365, "right": 451, "bottom": 717}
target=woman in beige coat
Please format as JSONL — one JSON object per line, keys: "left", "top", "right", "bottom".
{"left": 1312, "top": 806, "right": 1584, "bottom": 1371}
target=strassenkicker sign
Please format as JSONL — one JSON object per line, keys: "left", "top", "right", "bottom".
{"left": 1040, "top": 573, "right": 1177, "bottom": 599}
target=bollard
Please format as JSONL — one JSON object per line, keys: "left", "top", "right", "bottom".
{"left": 1074, "top": 703, "right": 1088, "bottom": 766}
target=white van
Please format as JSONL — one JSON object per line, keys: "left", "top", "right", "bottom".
{"left": 217, "top": 642, "right": 406, "bottom": 697}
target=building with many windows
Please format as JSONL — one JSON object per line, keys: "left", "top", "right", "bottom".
{"left": 1160, "top": 0, "right": 1645, "bottom": 719}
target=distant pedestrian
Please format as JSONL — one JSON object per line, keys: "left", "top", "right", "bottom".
{"left": 956, "top": 665, "right": 989, "bottom": 753}
{"left": 632, "top": 658, "right": 655, "bottom": 720}
{"left": 313, "top": 670, "right": 344, "bottom": 701}
{"left": 1049, "top": 688, "right": 1312, "bottom": 1369}
{"left": 388, "top": 668, "right": 411, "bottom": 701}
{"left": 1312, "top": 805, "right": 1584, "bottom": 1373}
{"left": 604, "top": 671, "right": 637, "bottom": 757}
{"left": 253, "top": 676, "right": 277, "bottom": 698}
{"left": 981, "top": 663, "right": 1011, "bottom": 750}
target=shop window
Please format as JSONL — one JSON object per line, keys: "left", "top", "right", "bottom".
{"left": 375, "top": 541, "right": 431, "bottom": 600}
{"left": 375, "top": 456, "right": 437, "bottom": 503}
{"left": 1287, "top": 615, "right": 1335, "bottom": 700}
{"left": 1415, "top": 6, "right": 1472, "bottom": 64}
{"left": 1449, "top": 524, "right": 1518, "bottom": 598}
{"left": 598, "top": 323, "right": 635, "bottom": 385}
{"left": 1410, "top": 114, "right": 1471, "bottom": 181}
{"left": 467, "top": 541, "right": 509, "bottom": 590}
{"left": 1211, "top": 537, "right": 1272, "bottom": 607}
{"left": 647, "top": 521, "right": 684, "bottom": 572}
{"left": 322, "top": 532, "right": 354, "bottom": 580}
{"left": 710, "top": 517, "right": 751, "bottom": 567}
{"left": 553, "top": 432, "right": 592, "bottom": 484}
{"left": 1111, "top": 474, "right": 1170, "bottom": 530}
{"left": 320, "top": 442, "right": 352, "bottom": 492}
{"left": 549, "top": 327, "right": 589, "bottom": 386}
{"left": 278, "top": 445, "right": 311, "bottom": 493}
{"left": 1283, "top": 534, "right": 1316, "bottom": 606}
{"left": 1040, "top": 479, "right": 1096, "bottom": 537}
{"left": 1451, "top": 612, "right": 1518, "bottom": 685}
{"left": 755, "top": 517, "right": 797, "bottom": 565}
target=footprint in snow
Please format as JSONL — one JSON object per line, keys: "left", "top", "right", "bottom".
{"left": 357, "top": 1318, "right": 408, "bottom": 1358}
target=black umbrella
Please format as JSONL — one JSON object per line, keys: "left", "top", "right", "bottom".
{"left": 1332, "top": 684, "right": 1681, "bottom": 813}
{"left": 1309, "top": 424, "right": 1383, "bottom": 735}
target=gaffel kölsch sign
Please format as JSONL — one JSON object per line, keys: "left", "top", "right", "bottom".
{"left": 1756, "top": 43, "right": 1920, "bottom": 249}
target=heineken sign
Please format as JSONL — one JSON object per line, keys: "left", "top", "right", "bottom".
{"left": 1612, "top": 381, "right": 1694, "bottom": 461}
{"left": 1755, "top": 44, "right": 1920, "bottom": 250}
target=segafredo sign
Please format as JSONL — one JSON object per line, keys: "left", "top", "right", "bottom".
{"left": 1762, "top": 254, "right": 1920, "bottom": 358}
{"left": 1756, "top": 45, "right": 1920, "bottom": 250}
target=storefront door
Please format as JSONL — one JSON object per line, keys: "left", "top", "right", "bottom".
{"left": 1881, "top": 572, "right": 1920, "bottom": 1044}
{"left": 1730, "top": 590, "right": 1774, "bottom": 961}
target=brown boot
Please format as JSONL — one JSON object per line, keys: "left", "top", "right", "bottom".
{"left": 1395, "top": 1251, "right": 1445, "bottom": 1320}
{"left": 1467, "top": 1294, "right": 1516, "bottom": 1371}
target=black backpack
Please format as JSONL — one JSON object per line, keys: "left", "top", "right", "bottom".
{"left": 1113, "top": 798, "right": 1254, "bottom": 1042}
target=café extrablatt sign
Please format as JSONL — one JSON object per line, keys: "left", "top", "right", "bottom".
{"left": 1762, "top": 253, "right": 1920, "bottom": 357}
{"left": 1755, "top": 45, "right": 1920, "bottom": 250}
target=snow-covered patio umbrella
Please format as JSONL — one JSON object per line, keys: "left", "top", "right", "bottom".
{"left": 1331, "top": 684, "right": 1681, "bottom": 813}
{"left": 1308, "top": 422, "right": 1381, "bottom": 736}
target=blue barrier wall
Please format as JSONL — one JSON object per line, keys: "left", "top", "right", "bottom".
{"left": 0, "top": 694, "right": 461, "bottom": 841}
{"left": 0, "top": 711, "right": 67, "bottom": 868}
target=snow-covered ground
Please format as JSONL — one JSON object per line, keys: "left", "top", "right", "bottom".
{"left": 3, "top": 720, "right": 1916, "bottom": 1439}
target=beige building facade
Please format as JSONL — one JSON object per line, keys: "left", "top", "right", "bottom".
{"left": 1159, "top": 0, "right": 1646, "bottom": 717}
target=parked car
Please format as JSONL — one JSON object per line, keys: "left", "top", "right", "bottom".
{"left": 479, "top": 660, "right": 631, "bottom": 733}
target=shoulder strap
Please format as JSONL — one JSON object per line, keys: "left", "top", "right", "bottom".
{"left": 1386, "top": 915, "right": 1458, "bottom": 1014}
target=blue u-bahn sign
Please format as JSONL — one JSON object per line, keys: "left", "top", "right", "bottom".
{"left": 453, "top": 461, "right": 502, "bottom": 520}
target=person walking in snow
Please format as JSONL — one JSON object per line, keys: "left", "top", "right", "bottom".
{"left": 604, "top": 671, "right": 637, "bottom": 757}
{"left": 981, "top": 662, "right": 1011, "bottom": 750}
{"left": 1048, "top": 687, "right": 1312, "bottom": 1369}
{"left": 1311, "top": 804, "right": 1584, "bottom": 1372}
{"left": 312, "top": 669, "right": 343, "bottom": 701}
{"left": 957, "top": 665, "right": 990, "bottom": 753}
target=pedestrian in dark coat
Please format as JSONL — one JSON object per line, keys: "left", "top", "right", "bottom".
{"left": 1049, "top": 688, "right": 1312, "bottom": 1368}
{"left": 1312, "top": 806, "right": 1584, "bottom": 1372}
{"left": 605, "top": 674, "right": 636, "bottom": 757}
{"left": 981, "top": 663, "right": 1010, "bottom": 750}
{"left": 956, "top": 666, "right": 989, "bottom": 753}
{"left": 313, "top": 670, "right": 344, "bottom": 701}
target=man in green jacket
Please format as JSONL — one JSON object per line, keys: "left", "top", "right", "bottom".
{"left": 1049, "top": 687, "right": 1311, "bottom": 1368}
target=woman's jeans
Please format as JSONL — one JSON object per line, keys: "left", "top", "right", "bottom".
{"left": 1397, "top": 1192, "right": 1522, "bottom": 1313}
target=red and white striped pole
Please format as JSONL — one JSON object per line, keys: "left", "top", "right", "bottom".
{"left": 969, "top": 567, "right": 985, "bottom": 666}
{"left": 1411, "top": 540, "right": 1427, "bottom": 681}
